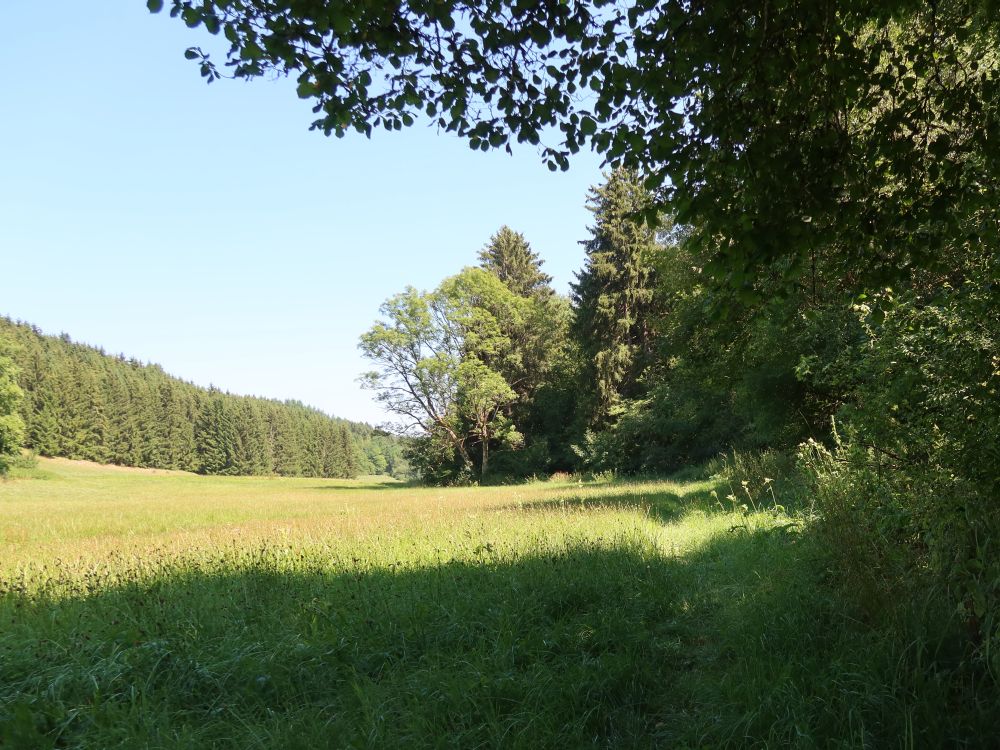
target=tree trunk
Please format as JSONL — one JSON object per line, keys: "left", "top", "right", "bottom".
{"left": 436, "top": 419, "right": 474, "bottom": 473}
{"left": 453, "top": 435, "right": 474, "bottom": 473}
{"left": 456, "top": 441, "right": 474, "bottom": 473}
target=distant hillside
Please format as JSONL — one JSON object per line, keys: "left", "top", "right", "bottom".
{"left": 0, "top": 317, "right": 408, "bottom": 479}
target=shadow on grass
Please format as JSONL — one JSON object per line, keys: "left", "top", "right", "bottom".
{"left": 308, "top": 480, "right": 422, "bottom": 492}
{"left": 5, "top": 515, "right": 981, "bottom": 750}
{"left": 0, "top": 539, "right": 713, "bottom": 748}
{"left": 503, "top": 480, "right": 727, "bottom": 525}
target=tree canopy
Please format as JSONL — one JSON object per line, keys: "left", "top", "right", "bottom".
{"left": 572, "top": 168, "right": 659, "bottom": 423}
{"left": 156, "top": 0, "right": 1000, "bottom": 292}
{"left": 359, "top": 267, "right": 535, "bottom": 480}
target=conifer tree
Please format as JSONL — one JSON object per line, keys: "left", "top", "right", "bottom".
{"left": 301, "top": 418, "right": 324, "bottom": 477}
{"left": 105, "top": 370, "right": 139, "bottom": 465}
{"left": 478, "top": 226, "right": 553, "bottom": 299}
{"left": 571, "top": 169, "right": 660, "bottom": 423}
{"left": 27, "top": 394, "right": 60, "bottom": 457}
{"left": 270, "top": 407, "right": 303, "bottom": 476}
{"left": 161, "top": 382, "right": 199, "bottom": 470}
{"left": 76, "top": 363, "right": 110, "bottom": 463}
{"left": 20, "top": 344, "right": 59, "bottom": 456}
{"left": 337, "top": 423, "right": 358, "bottom": 478}
{"left": 0, "top": 318, "right": 397, "bottom": 479}
{"left": 196, "top": 393, "right": 238, "bottom": 475}
{"left": 0, "top": 337, "right": 25, "bottom": 473}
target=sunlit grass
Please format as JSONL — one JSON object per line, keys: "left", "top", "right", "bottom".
{"left": 1, "top": 457, "right": 714, "bottom": 572}
{"left": 1, "top": 458, "right": 978, "bottom": 747}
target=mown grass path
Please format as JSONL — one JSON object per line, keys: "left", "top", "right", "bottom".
{"left": 0, "top": 459, "right": 934, "bottom": 748}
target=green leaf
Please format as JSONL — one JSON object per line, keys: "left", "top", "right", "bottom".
{"left": 529, "top": 26, "right": 551, "bottom": 46}
{"left": 146, "top": 0, "right": 164, "bottom": 12}
{"left": 332, "top": 14, "right": 350, "bottom": 35}
{"left": 243, "top": 41, "right": 264, "bottom": 61}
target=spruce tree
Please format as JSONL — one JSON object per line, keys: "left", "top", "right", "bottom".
{"left": 104, "top": 370, "right": 138, "bottom": 465}
{"left": 196, "top": 394, "right": 238, "bottom": 474}
{"left": 327, "top": 428, "right": 340, "bottom": 478}
{"left": 337, "top": 424, "right": 358, "bottom": 478}
{"left": 0, "top": 337, "right": 25, "bottom": 473}
{"left": 161, "top": 382, "right": 198, "bottom": 470}
{"left": 237, "top": 399, "right": 272, "bottom": 475}
{"left": 20, "top": 345, "right": 59, "bottom": 456}
{"left": 478, "top": 226, "right": 553, "bottom": 298}
{"left": 28, "top": 393, "right": 60, "bottom": 457}
{"left": 571, "top": 168, "right": 660, "bottom": 423}
{"left": 270, "top": 406, "right": 303, "bottom": 476}
{"left": 76, "top": 363, "right": 110, "bottom": 463}
{"left": 0, "top": 318, "right": 385, "bottom": 479}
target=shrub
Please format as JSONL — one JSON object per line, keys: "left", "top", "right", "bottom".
{"left": 802, "top": 274, "right": 1000, "bottom": 677}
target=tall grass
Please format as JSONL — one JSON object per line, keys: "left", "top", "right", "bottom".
{"left": 1, "top": 457, "right": 995, "bottom": 747}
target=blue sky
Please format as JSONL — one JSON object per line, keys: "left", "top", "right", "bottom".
{"left": 0, "top": 2, "right": 605, "bottom": 425}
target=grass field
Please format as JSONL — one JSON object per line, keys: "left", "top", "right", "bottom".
{"left": 0, "top": 458, "right": 986, "bottom": 748}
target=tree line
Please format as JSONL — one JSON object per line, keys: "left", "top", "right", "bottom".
{"left": 256, "top": 0, "right": 993, "bottom": 667}
{"left": 0, "top": 318, "right": 408, "bottom": 479}
{"left": 361, "top": 169, "right": 833, "bottom": 483}
{"left": 360, "top": 158, "right": 998, "bottom": 684}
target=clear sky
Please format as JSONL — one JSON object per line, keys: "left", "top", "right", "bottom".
{"left": 0, "top": 2, "right": 605, "bottom": 425}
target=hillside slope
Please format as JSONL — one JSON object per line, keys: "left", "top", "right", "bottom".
{"left": 0, "top": 317, "right": 407, "bottom": 478}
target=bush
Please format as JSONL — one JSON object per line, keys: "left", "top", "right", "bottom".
{"left": 801, "top": 273, "right": 1000, "bottom": 681}
{"left": 404, "top": 433, "right": 475, "bottom": 486}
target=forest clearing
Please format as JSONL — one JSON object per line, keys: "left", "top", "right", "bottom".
{"left": 2, "top": 457, "right": 991, "bottom": 747}
{"left": 2, "top": 0, "right": 998, "bottom": 746}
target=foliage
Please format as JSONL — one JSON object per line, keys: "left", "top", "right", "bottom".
{"left": 0, "top": 318, "right": 403, "bottom": 479}
{"left": 477, "top": 226, "right": 552, "bottom": 299}
{"left": 0, "top": 336, "right": 25, "bottom": 475}
{"left": 800, "top": 264, "right": 1000, "bottom": 663}
{"left": 455, "top": 356, "right": 519, "bottom": 476}
{"left": 361, "top": 262, "right": 568, "bottom": 482}
{"left": 155, "top": 1, "right": 1000, "bottom": 296}
{"left": 359, "top": 277, "right": 483, "bottom": 475}
{"left": 571, "top": 168, "right": 660, "bottom": 425}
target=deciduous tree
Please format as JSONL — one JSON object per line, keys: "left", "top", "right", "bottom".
{"left": 360, "top": 269, "right": 525, "bottom": 478}
{"left": 154, "top": 0, "right": 1000, "bottom": 292}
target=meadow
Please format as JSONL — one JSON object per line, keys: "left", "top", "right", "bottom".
{"left": 0, "top": 459, "right": 985, "bottom": 748}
